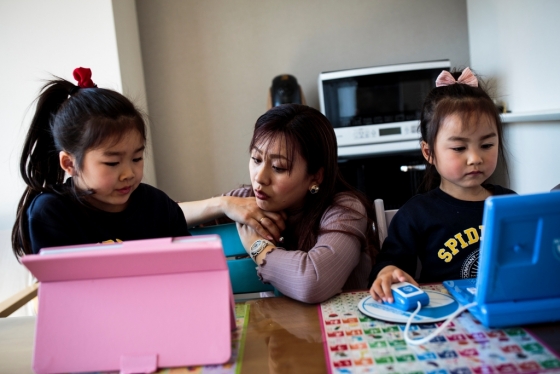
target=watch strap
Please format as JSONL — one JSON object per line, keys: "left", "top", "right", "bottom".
{"left": 249, "top": 239, "right": 274, "bottom": 261}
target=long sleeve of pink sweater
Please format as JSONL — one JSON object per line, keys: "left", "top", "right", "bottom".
{"left": 226, "top": 187, "right": 371, "bottom": 303}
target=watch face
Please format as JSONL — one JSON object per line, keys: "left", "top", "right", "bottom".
{"left": 249, "top": 239, "right": 274, "bottom": 260}
{"left": 250, "top": 240, "right": 268, "bottom": 260}
{"left": 251, "top": 240, "right": 263, "bottom": 252}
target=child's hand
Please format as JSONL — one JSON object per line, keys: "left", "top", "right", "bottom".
{"left": 369, "top": 266, "right": 417, "bottom": 303}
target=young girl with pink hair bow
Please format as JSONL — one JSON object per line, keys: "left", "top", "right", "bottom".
{"left": 369, "top": 67, "right": 516, "bottom": 303}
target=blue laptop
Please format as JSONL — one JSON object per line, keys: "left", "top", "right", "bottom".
{"left": 443, "top": 191, "right": 560, "bottom": 328}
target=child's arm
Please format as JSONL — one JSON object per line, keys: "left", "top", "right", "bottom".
{"left": 368, "top": 204, "right": 424, "bottom": 302}
{"left": 179, "top": 196, "right": 285, "bottom": 242}
{"left": 369, "top": 265, "right": 417, "bottom": 302}
{"left": 27, "top": 194, "right": 89, "bottom": 254}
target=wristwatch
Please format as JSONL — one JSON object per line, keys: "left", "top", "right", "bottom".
{"left": 249, "top": 239, "right": 274, "bottom": 262}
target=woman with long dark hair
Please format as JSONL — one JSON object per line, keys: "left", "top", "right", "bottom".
{"left": 182, "top": 104, "right": 378, "bottom": 303}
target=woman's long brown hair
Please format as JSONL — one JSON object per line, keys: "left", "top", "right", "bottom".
{"left": 249, "top": 104, "right": 379, "bottom": 262}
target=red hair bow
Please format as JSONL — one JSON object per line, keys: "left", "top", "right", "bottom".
{"left": 73, "top": 67, "right": 96, "bottom": 88}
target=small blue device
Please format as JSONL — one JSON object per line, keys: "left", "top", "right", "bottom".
{"left": 384, "top": 282, "right": 430, "bottom": 311}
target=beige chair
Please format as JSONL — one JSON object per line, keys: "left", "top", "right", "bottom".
{"left": 373, "top": 199, "right": 421, "bottom": 280}
{"left": 0, "top": 283, "right": 38, "bottom": 318}
{"left": 374, "top": 199, "right": 398, "bottom": 245}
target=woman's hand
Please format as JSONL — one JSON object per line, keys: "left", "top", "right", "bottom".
{"left": 223, "top": 196, "right": 286, "bottom": 242}
{"left": 179, "top": 196, "right": 285, "bottom": 242}
{"left": 236, "top": 222, "right": 263, "bottom": 251}
{"left": 369, "top": 265, "right": 417, "bottom": 303}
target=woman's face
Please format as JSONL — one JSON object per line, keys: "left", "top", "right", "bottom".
{"left": 249, "top": 136, "right": 319, "bottom": 213}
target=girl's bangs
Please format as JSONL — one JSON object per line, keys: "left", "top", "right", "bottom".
{"left": 84, "top": 116, "right": 146, "bottom": 151}
{"left": 436, "top": 98, "right": 498, "bottom": 132}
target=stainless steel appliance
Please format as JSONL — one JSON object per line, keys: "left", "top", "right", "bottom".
{"left": 319, "top": 60, "right": 449, "bottom": 158}
{"left": 318, "top": 60, "right": 450, "bottom": 208}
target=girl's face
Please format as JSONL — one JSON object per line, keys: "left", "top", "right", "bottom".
{"left": 67, "top": 130, "right": 145, "bottom": 212}
{"left": 249, "top": 136, "right": 321, "bottom": 213}
{"left": 422, "top": 114, "right": 499, "bottom": 200}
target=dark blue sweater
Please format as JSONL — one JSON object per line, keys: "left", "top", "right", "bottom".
{"left": 27, "top": 181, "right": 190, "bottom": 254}
{"left": 369, "top": 184, "right": 515, "bottom": 285}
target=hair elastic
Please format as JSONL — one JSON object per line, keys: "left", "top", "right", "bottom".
{"left": 435, "top": 67, "right": 478, "bottom": 88}
{"left": 73, "top": 67, "right": 97, "bottom": 88}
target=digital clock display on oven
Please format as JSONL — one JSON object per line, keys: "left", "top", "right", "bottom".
{"left": 379, "top": 127, "right": 402, "bottom": 136}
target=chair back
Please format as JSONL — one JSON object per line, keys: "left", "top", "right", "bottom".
{"left": 374, "top": 198, "right": 422, "bottom": 280}
{"left": 374, "top": 199, "right": 398, "bottom": 245}
{"left": 190, "top": 223, "right": 276, "bottom": 295}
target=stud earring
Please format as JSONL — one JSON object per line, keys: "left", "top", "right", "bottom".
{"left": 309, "top": 185, "right": 320, "bottom": 194}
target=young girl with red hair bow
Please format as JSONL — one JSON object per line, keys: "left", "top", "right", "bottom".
{"left": 12, "top": 68, "right": 190, "bottom": 256}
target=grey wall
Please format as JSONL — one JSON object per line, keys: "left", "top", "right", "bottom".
{"left": 136, "top": 0, "right": 470, "bottom": 202}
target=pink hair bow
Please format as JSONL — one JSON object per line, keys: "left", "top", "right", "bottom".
{"left": 435, "top": 67, "right": 478, "bottom": 88}
{"left": 73, "top": 67, "right": 96, "bottom": 88}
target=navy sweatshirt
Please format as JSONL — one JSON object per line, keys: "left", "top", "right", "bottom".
{"left": 369, "top": 184, "right": 516, "bottom": 285}
{"left": 27, "top": 180, "right": 190, "bottom": 254}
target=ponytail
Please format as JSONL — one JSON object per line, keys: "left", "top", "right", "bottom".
{"left": 12, "top": 70, "right": 147, "bottom": 258}
{"left": 12, "top": 79, "right": 74, "bottom": 257}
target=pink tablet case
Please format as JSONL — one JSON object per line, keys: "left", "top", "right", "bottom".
{"left": 21, "top": 235, "right": 235, "bottom": 374}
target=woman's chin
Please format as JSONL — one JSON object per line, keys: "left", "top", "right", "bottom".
{"left": 257, "top": 200, "right": 280, "bottom": 212}
{"left": 256, "top": 200, "right": 268, "bottom": 210}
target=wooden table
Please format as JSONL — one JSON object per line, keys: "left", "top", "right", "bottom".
{"left": 0, "top": 315, "right": 35, "bottom": 373}
{"left": 1, "top": 296, "right": 559, "bottom": 374}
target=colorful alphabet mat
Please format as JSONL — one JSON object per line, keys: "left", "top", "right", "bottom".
{"left": 81, "top": 303, "right": 249, "bottom": 374}
{"left": 319, "top": 286, "right": 560, "bottom": 374}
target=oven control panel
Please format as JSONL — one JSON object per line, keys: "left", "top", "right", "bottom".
{"left": 335, "top": 121, "right": 422, "bottom": 158}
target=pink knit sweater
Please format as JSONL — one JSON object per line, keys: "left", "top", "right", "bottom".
{"left": 226, "top": 187, "right": 372, "bottom": 303}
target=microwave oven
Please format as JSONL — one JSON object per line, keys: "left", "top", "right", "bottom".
{"left": 318, "top": 60, "right": 450, "bottom": 158}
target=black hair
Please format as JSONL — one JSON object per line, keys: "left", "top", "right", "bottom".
{"left": 12, "top": 77, "right": 146, "bottom": 257}
{"left": 419, "top": 69, "right": 508, "bottom": 191}
{"left": 250, "top": 104, "right": 379, "bottom": 262}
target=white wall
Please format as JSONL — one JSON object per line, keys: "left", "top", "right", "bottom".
{"left": 467, "top": 0, "right": 560, "bottom": 193}
{"left": 0, "top": 0, "right": 153, "bottom": 316}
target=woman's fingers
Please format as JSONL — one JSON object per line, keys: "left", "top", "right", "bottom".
{"left": 256, "top": 215, "right": 285, "bottom": 243}
{"left": 262, "top": 211, "right": 286, "bottom": 232}
{"left": 250, "top": 216, "right": 276, "bottom": 242}
{"left": 224, "top": 197, "right": 285, "bottom": 243}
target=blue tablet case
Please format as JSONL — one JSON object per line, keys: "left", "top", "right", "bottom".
{"left": 443, "top": 191, "right": 560, "bottom": 328}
